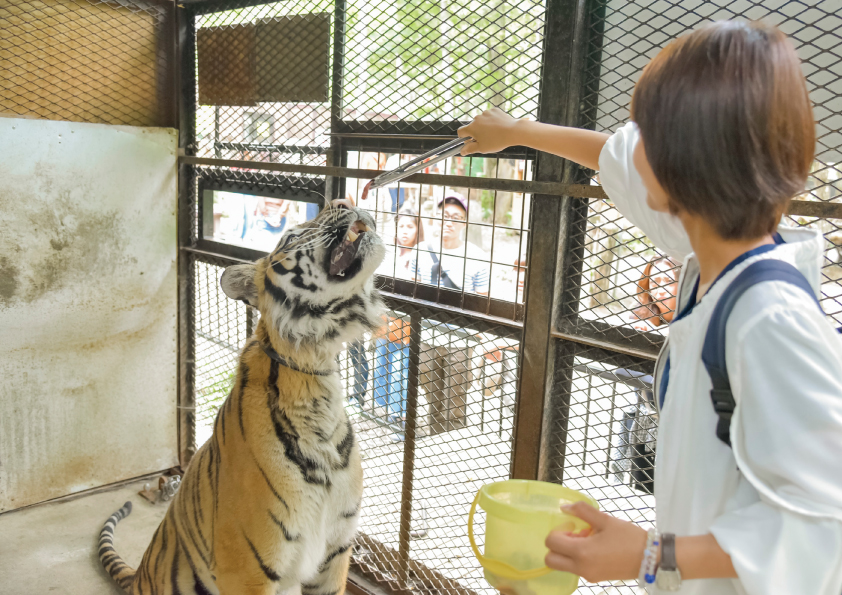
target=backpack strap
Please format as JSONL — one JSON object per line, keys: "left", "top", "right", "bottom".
{"left": 428, "top": 250, "right": 459, "bottom": 290}
{"left": 701, "top": 259, "right": 821, "bottom": 447}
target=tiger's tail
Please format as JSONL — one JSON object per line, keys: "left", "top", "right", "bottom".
{"left": 99, "top": 501, "right": 137, "bottom": 591}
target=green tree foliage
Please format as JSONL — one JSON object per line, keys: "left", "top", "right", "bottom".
{"left": 353, "top": 0, "right": 545, "bottom": 121}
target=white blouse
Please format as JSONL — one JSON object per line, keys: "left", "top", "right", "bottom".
{"left": 599, "top": 122, "right": 842, "bottom": 595}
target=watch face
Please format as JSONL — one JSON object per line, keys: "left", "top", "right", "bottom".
{"left": 656, "top": 569, "right": 682, "bottom": 591}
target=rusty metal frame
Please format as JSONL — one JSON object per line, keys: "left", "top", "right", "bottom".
{"left": 512, "top": 0, "right": 596, "bottom": 481}
{"left": 179, "top": 156, "right": 841, "bottom": 219}
{"left": 176, "top": 3, "right": 198, "bottom": 468}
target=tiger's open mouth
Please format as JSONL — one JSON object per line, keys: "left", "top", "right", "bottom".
{"left": 329, "top": 219, "right": 368, "bottom": 277}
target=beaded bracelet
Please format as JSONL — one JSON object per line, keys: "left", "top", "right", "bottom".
{"left": 637, "top": 528, "right": 660, "bottom": 593}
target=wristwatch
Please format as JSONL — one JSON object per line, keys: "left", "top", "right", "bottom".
{"left": 655, "top": 532, "right": 682, "bottom": 591}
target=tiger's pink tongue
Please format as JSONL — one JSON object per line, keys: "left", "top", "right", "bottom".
{"left": 330, "top": 239, "right": 358, "bottom": 276}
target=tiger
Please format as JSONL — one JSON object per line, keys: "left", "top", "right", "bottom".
{"left": 98, "top": 199, "right": 386, "bottom": 595}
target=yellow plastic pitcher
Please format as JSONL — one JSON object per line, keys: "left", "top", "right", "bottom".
{"left": 468, "top": 480, "right": 598, "bottom": 595}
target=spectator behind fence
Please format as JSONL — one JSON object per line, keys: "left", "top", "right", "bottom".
{"left": 630, "top": 256, "right": 680, "bottom": 331}
{"left": 373, "top": 209, "right": 434, "bottom": 441}
{"left": 244, "top": 196, "right": 291, "bottom": 250}
{"left": 411, "top": 194, "right": 489, "bottom": 435}
{"left": 414, "top": 193, "right": 489, "bottom": 295}
{"left": 379, "top": 209, "right": 434, "bottom": 283}
{"left": 482, "top": 258, "right": 528, "bottom": 408}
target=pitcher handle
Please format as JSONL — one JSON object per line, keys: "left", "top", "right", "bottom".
{"left": 467, "top": 491, "right": 553, "bottom": 580}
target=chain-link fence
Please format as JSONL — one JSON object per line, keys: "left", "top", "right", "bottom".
{"left": 5, "top": 0, "right": 839, "bottom": 592}
{"left": 194, "top": 1, "right": 332, "bottom": 167}
{"left": 567, "top": 0, "right": 842, "bottom": 350}
{"left": 191, "top": 0, "right": 545, "bottom": 152}
{"left": 545, "top": 345, "right": 657, "bottom": 595}
{"left": 343, "top": 153, "right": 532, "bottom": 320}
{"left": 179, "top": 1, "right": 842, "bottom": 595}
{"left": 341, "top": 300, "right": 519, "bottom": 595}
{"left": 190, "top": 0, "right": 538, "bottom": 318}
{"left": 0, "top": 0, "right": 174, "bottom": 126}
{"left": 341, "top": 0, "right": 545, "bottom": 134}
{"left": 189, "top": 251, "right": 521, "bottom": 595}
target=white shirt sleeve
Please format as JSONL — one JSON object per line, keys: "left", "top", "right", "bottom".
{"left": 598, "top": 122, "right": 692, "bottom": 261}
{"left": 709, "top": 301, "right": 842, "bottom": 595}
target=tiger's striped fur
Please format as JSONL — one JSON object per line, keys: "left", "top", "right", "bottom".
{"left": 99, "top": 204, "right": 385, "bottom": 594}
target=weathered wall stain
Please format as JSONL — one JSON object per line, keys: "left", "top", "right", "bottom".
{"left": 0, "top": 181, "right": 132, "bottom": 306}
{"left": 0, "top": 257, "right": 20, "bottom": 304}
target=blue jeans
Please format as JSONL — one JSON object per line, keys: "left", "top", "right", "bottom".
{"left": 305, "top": 202, "right": 320, "bottom": 221}
{"left": 374, "top": 339, "right": 409, "bottom": 418}
{"left": 348, "top": 341, "right": 368, "bottom": 406}
{"left": 388, "top": 188, "right": 406, "bottom": 213}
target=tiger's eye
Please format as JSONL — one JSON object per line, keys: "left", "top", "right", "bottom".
{"left": 275, "top": 257, "right": 295, "bottom": 270}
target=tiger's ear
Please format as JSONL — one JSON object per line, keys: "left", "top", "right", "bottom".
{"left": 220, "top": 264, "right": 258, "bottom": 307}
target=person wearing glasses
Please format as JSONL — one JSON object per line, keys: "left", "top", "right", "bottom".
{"left": 414, "top": 193, "right": 490, "bottom": 435}
{"left": 415, "top": 193, "right": 489, "bottom": 295}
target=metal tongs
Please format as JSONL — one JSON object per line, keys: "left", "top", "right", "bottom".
{"left": 369, "top": 136, "right": 473, "bottom": 190}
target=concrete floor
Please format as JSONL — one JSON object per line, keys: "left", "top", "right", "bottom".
{"left": 0, "top": 479, "right": 170, "bottom": 595}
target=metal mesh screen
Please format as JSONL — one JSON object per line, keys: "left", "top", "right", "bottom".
{"left": 193, "top": 0, "right": 548, "bottom": 161}
{"left": 341, "top": 0, "right": 545, "bottom": 133}
{"left": 344, "top": 300, "right": 520, "bottom": 595}
{"left": 564, "top": 0, "right": 842, "bottom": 349}
{"left": 344, "top": 154, "right": 532, "bottom": 320}
{"left": 550, "top": 3, "right": 842, "bottom": 592}
{"left": 190, "top": 263, "right": 521, "bottom": 595}
{"left": 545, "top": 343, "right": 657, "bottom": 594}
{"left": 186, "top": 154, "right": 528, "bottom": 592}
{"left": 185, "top": 7, "right": 540, "bottom": 587}
{"left": 565, "top": 199, "right": 679, "bottom": 351}
{"left": 194, "top": 1, "right": 333, "bottom": 164}
{"left": 180, "top": 2, "right": 842, "bottom": 595}
{"left": 584, "top": 0, "right": 841, "bottom": 198}
{"left": 0, "top": 0, "right": 173, "bottom": 126}
{"left": 193, "top": 257, "right": 252, "bottom": 445}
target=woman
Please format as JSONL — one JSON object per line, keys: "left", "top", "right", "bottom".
{"left": 459, "top": 21, "right": 842, "bottom": 595}
{"left": 374, "top": 209, "right": 433, "bottom": 438}
{"left": 630, "top": 256, "right": 680, "bottom": 331}
{"left": 392, "top": 208, "right": 432, "bottom": 281}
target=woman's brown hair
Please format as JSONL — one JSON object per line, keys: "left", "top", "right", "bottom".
{"left": 633, "top": 257, "right": 680, "bottom": 326}
{"left": 630, "top": 21, "right": 815, "bottom": 240}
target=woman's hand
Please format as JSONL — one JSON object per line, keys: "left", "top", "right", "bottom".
{"left": 457, "top": 108, "right": 524, "bottom": 156}
{"left": 545, "top": 501, "right": 648, "bottom": 583}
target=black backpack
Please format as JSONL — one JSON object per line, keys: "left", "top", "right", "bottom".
{"left": 701, "top": 259, "right": 840, "bottom": 447}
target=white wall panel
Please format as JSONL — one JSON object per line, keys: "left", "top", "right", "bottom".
{"left": 0, "top": 117, "right": 178, "bottom": 512}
